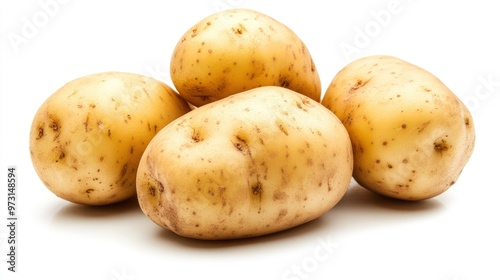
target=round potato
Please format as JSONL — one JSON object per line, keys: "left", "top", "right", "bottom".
{"left": 137, "top": 86, "right": 352, "bottom": 240}
{"left": 170, "top": 8, "right": 321, "bottom": 107}
{"left": 30, "top": 72, "right": 191, "bottom": 205}
{"left": 322, "top": 55, "right": 475, "bottom": 200}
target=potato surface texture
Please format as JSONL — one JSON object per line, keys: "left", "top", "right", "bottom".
{"left": 170, "top": 8, "right": 321, "bottom": 107}
{"left": 30, "top": 72, "right": 191, "bottom": 205}
{"left": 137, "top": 86, "right": 353, "bottom": 240}
{"left": 322, "top": 55, "right": 475, "bottom": 200}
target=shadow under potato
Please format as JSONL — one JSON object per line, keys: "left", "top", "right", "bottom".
{"left": 52, "top": 196, "right": 142, "bottom": 220}
{"left": 153, "top": 207, "right": 335, "bottom": 249}
{"left": 336, "top": 184, "right": 445, "bottom": 212}
{"left": 49, "top": 183, "right": 445, "bottom": 248}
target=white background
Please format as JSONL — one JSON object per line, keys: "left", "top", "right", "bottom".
{"left": 1, "top": 0, "right": 499, "bottom": 279}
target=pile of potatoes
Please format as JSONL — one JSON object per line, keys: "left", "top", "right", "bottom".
{"left": 30, "top": 9, "right": 475, "bottom": 240}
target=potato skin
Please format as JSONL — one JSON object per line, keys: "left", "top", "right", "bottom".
{"left": 137, "top": 86, "right": 352, "bottom": 240}
{"left": 322, "top": 55, "right": 475, "bottom": 200}
{"left": 170, "top": 8, "right": 321, "bottom": 107}
{"left": 30, "top": 72, "right": 191, "bottom": 205}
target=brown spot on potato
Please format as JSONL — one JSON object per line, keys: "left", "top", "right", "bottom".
{"left": 296, "top": 99, "right": 311, "bottom": 112}
{"left": 84, "top": 116, "right": 89, "bottom": 132}
{"left": 434, "top": 139, "right": 449, "bottom": 153}
{"left": 191, "top": 28, "right": 198, "bottom": 38}
{"left": 418, "top": 121, "right": 431, "bottom": 133}
{"left": 148, "top": 186, "right": 156, "bottom": 196}
{"left": 85, "top": 188, "right": 94, "bottom": 199}
{"left": 349, "top": 78, "right": 371, "bottom": 94}
{"left": 232, "top": 23, "right": 246, "bottom": 34}
{"left": 234, "top": 142, "right": 244, "bottom": 151}
{"left": 165, "top": 206, "right": 180, "bottom": 233}
{"left": 36, "top": 127, "right": 44, "bottom": 139}
{"left": 120, "top": 164, "right": 128, "bottom": 177}
{"left": 277, "top": 209, "right": 288, "bottom": 219}
{"left": 465, "top": 117, "right": 471, "bottom": 127}
{"left": 252, "top": 182, "right": 262, "bottom": 195}
{"left": 192, "top": 130, "right": 202, "bottom": 142}
{"left": 49, "top": 121, "right": 58, "bottom": 131}
{"left": 233, "top": 135, "right": 250, "bottom": 156}
{"left": 273, "top": 191, "right": 287, "bottom": 201}
{"left": 278, "top": 123, "right": 288, "bottom": 136}
{"left": 281, "top": 80, "right": 290, "bottom": 87}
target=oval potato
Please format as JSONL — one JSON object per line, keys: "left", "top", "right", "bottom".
{"left": 322, "top": 55, "right": 475, "bottom": 200}
{"left": 137, "top": 86, "right": 352, "bottom": 240}
{"left": 30, "top": 72, "right": 191, "bottom": 205}
{"left": 170, "top": 8, "right": 321, "bottom": 107}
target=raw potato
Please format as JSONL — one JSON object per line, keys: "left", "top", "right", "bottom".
{"left": 30, "top": 72, "right": 191, "bottom": 205}
{"left": 137, "top": 86, "right": 353, "bottom": 240}
{"left": 322, "top": 55, "right": 475, "bottom": 200}
{"left": 170, "top": 8, "right": 321, "bottom": 107}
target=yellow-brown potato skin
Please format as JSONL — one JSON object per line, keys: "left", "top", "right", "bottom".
{"left": 170, "top": 8, "right": 321, "bottom": 107}
{"left": 137, "top": 86, "right": 352, "bottom": 240}
{"left": 322, "top": 55, "right": 475, "bottom": 201}
{"left": 30, "top": 72, "right": 191, "bottom": 205}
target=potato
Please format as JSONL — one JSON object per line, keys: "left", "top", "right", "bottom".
{"left": 321, "top": 55, "right": 475, "bottom": 200}
{"left": 170, "top": 8, "right": 321, "bottom": 107}
{"left": 30, "top": 72, "right": 191, "bottom": 205}
{"left": 136, "top": 86, "right": 352, "bottom": 240}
